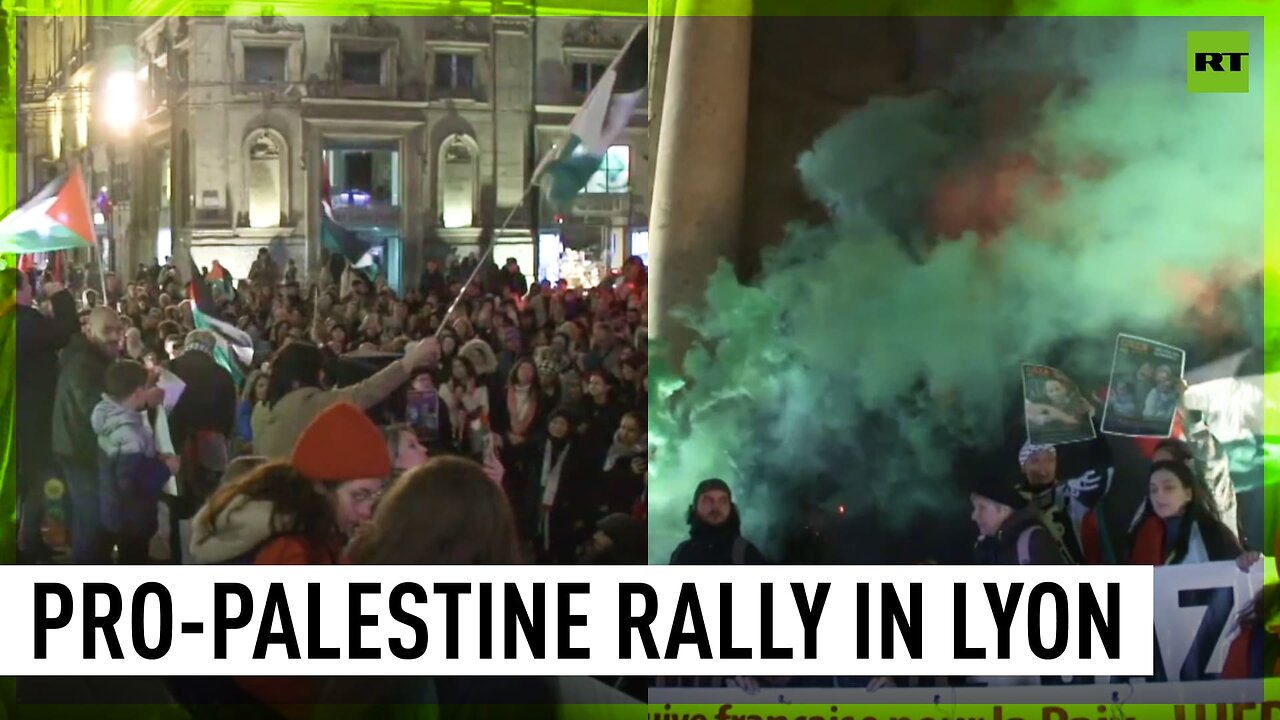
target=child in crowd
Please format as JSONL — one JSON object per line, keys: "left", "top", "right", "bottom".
{"left": 91, "top": 359, "right": 179, "bottom": 564}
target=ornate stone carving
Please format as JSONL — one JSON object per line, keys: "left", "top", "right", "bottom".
{"left": 249, "top": 132, "right": 281, "bottom": 160}
{"left": 426, "top": 15, "right": 487, "bottom": 43}
{"left": 228, "top": 12, "right": 303, "bottom": 35}
{"left": 333, "top": 15, "right": 399, "bottom": 39}
{"left": 175, "top": 16, "right": 189, "bottom": 43}
{"left": 562, "top": 17, "right": 619, "bottom": 49}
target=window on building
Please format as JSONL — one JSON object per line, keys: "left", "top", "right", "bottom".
{"left": 244, "top": 46, "right": 287, "bottom": 84}
{"left": 583, "top": 144, "right": 630, "bottom": 194}
{"left": 247, "top": 131, "right": 284, "bottom": 228}
{"left": 571, "top": 62, "right": 608, "bottom": 93}
{"left": 341, "top": 50, "right": 383, "bottom": 85}
{"left": 433, "top": 53, "right": 475, "bottom": 90}
{"left": 440, "top": 135, "right": 477, "bottom": 229}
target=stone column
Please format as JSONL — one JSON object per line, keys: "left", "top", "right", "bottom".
{"left": 648, "top": 6, "right": 752, "bottom": 367}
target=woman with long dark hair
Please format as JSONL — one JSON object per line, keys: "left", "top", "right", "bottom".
{"left": 251, "top": 338, "right": 437, "bottom": 459}
{"left": 498, "top": 358, "right": 541, "bottom": 490}
{"left": 1127, "top": 461, "right": 1250, "bottom": 565}
{"left": 440, "top": 355, "right": 490, "bottom": 458}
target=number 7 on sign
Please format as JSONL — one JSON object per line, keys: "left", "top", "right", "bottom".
{"left": 1177, "top": 586, "right": 1235, "bottom": 682}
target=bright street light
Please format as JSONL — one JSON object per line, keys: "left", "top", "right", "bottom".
{"left": 102, "top": 70, "right": 139, "bottom": 136}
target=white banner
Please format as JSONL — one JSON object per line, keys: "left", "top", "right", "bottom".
{"left": 654, "top": 559, "right": 1268, "bottom": 697}
{"left": 1153, "top": 559, "right": 1266, "bottom": 682}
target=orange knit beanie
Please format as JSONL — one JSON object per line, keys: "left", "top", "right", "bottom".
{"left": 292, "top": 402, "right": 391, "bottom": 482}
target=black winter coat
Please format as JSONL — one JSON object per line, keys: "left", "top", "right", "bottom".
{"left": 670, "top": 520, "right": 767, "bottom": 565}
{"left": 51, "top": 334, "right": 114, "bottom": 469}
{"left": 168, "top": 349, "right": 238, "bottom": 449}
{"left": 16, "top": 291, "right": 77, "bottom": 475}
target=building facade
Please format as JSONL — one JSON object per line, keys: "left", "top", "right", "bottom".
{"left": 16, "top": 13, "right": 148, "bottom": 273}
{"left": 19, "top": 12, "right": 649, "bottom": 290}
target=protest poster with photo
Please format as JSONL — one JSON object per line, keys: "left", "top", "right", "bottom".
{"left": 1101, "top": 333, "right": 1186, "bottom": 438}
{"left": 406, "top": 388, "right": 440, "bottom": 436}
{"left": 1022, "top": 364, "right": 1097, "bottom": 445}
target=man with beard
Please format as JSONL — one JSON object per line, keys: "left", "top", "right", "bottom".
{"left": 53, "top": 307, "right": 157, "bottom": 563}
{"left": 669, "top": 479, "right": 767, "bottom": 565}
{"left": 14, "top": 271, "right": 77, "bottom": 563}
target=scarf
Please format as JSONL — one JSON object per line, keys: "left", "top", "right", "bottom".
{"left": 507, "top": 384, "right": 537, "bottom": 437}
{"left": 1130, "top": 512, "right": 1211, "bottom": 565}
{"left": 445, "top": 381, "right": 488, "bottom": 430}
{"left": 603, "top": 430, "right": 646, "bottom": 472}
{"left": 539, "top": 438, "right": 571, "bottom": 550}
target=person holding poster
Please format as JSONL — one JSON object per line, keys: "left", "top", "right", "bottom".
{"left": 1017, "top": 439, "right": 1112, "bottom": 565}
{"left": 1101, "top": 334, "right": 1186, "bottom": 437}
{"left": 1022, "top": 364, "right": 1096, "bottom": 445}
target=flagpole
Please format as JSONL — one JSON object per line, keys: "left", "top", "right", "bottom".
{"left": 84, "top": 161, "right": 108, "bottom": 302}
{"left": 435, "top": 183, "right": 539, "bottom": 338}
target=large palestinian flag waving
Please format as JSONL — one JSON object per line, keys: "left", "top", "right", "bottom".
{"left": 0, "top": 166, "right": 96, "bottom": 254}
{"left": 535, "top": 24, "right": 647, "bottom": 210}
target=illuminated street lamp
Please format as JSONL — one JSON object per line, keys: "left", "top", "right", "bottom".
{"left": 100, "top": 59, "right": 140, "bottom": 275}
{"left": 102, "top": 70, "right": 140, "bottom": 137}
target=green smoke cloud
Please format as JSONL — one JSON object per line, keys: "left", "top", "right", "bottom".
{"left": 648, "top": 16, "right": 1264, "bottom": 563}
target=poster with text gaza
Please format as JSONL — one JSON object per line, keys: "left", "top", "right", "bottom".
{"left": 1101, "top": 334, "right": 1186, "bottom": 438}
{"left": 1022, "top": 364, "right": 1096, "bottom": 445}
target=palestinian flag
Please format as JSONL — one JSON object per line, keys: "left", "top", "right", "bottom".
{"left": 320, "top": 215, "right": 377, "bottom": 270}
{"left": 0, "top": 166, "right": 96, "bottom": 254}
{"left": 187, "top": 259, "right": 254, "bottom": 386}
{"left": 319, "top": 156, "right": 377, "bottom": 284}
{"left": 535, "top": 24, "right": 647, "bottom": 210}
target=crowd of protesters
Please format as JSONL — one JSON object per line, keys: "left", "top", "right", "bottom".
{"left": 10, "top": 247, "right": 649, "bottom": 712}
{"left": 14, "top": 247, "right": 649, "bottom": 572}
{"left": 663, "top": 383, "right": 1276, "bottom": 688}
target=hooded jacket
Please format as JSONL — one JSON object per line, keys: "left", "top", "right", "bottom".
{"left": 91, "top": 396, "right": 172, "bottom": 537}
{"left": 669, "top": 509, "right": 767, "bottom": 565}
{"left": 188, "top": 494, "right": 341, "bottom": 566}
{"left": 187, "top": 490, "right": 343, "bottom": 720}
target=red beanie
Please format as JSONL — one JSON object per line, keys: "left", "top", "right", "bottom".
{"left": 292, "top": 402, "right": 391, "bottom": 483}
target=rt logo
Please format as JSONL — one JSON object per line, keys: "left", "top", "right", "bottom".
{"left": 1187, "top": 31, "right": 1250, "bottom": 93}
